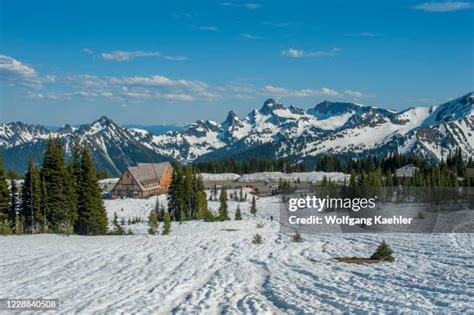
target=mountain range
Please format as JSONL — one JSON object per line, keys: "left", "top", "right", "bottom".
{"left": 1, "top": 92, "right": 472, "bottom": 176}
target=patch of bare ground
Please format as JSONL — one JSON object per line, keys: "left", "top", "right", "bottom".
{"left": 333, "top": 257, "right": 395, "bottom": 264}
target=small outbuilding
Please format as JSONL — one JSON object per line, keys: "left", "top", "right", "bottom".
{"left": 395, "top": 164, "right": 419, "bottom": 179}
{"left": 111, "top": 162, "right": 173, "bottom": 199}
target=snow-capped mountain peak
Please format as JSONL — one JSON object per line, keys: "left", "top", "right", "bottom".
{"left": 2, "top": 92, "right": 473, "bottom": 172}
{"left": 129, "top": 94, "right": 472, "bottom": 163}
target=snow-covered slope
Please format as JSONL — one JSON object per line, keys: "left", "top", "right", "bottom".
{"left": 395, "top": 93, "right": 474, "bottom": 160}
{"left": 1, "top": 194, "right": 472, "bottom": 313}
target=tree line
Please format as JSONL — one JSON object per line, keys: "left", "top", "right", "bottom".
{"left": 194, "top": 157, "right": 304, "bottom": 175}
{"left": 0, "top": 138, "right": 108, "bottom": 235}
{"left": 196, "top": 150, "right": 473, "bottom": 187}
{"left": 167, "top": 164, "right": 210, "bottom": 221}
{"left": 166, "top": 164, "right": 258, "bottom": 222}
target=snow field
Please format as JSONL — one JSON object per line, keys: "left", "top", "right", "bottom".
{"left": 0, "top": 192, "right": 472, "bottom": 313}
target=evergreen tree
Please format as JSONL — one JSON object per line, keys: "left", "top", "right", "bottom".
{"left": 111, "top": 212, "right": 125, "bottom": 235}
{"left": 63, "top": 139, "right": 81, "bottom": 232}
{"left": 8, "top": 176, "right": 18, "bottom": 228}
{"left": 167, "top": 167, "right": 185, "bottom": 221}
{"left": 183, "top": 167, "right": 195, "bottom": 219}
{"left": 162, "top": 211, "right": 171, "bottom": 235}
{"left": 21, "top": 155, "right": 43, "bottom": 233}
{"left": 218, "top": 186, "right": 229, "bottom": 221}
{"left": 64, "top": 163, "right": 78, "bottom": 233}
{"left": 252, "top": 233, "right": 262, "bottom": 244}
{"left": 40, "top": 176, "right": 48, "bottom": 232}
{"left": 41, "top": 138, "right": 68, "bottom": 232}
{"left": 155, "top": 198, "right": 165, "bottom": 222}
{"left": 75, "top": 145, "right": 108, "bottom": 235}
{"left": 349, "top": 171, "right": 357, "bottom": 187}
{"left": 196, "top": 191, "right": 208, "bottom": 220}
{"left": 250, "top": 195, "right": 257, "bottom": 217}
{"left": 239, "top": 188, "right": 244, "bottom": 201}
{"left": 235, "top": 204, "right": 242, "bottom": 220}
{"left": 148, "top": 209, "right": 159, "bottom": 235}
{"left": 370, "top": 239, "right": 395, "bottom": 261}
{"left": 0, "top": 155, "right": 10, "bottom": 225}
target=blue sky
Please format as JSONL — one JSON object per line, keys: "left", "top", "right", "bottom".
{"left": 0, "top": 0, "right": 473, "bottom": 125}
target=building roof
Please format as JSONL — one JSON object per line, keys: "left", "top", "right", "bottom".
{"left": 395, "top": 164, "right": 419, "bottom": 177}
{"left": 467, "top": 168, "right": 474, "bottom": 178}
{"left": 127, "top": 162, "right": 172, "bottom": 191}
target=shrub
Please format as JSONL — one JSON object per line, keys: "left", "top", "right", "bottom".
{"left": 417, "top": 211, "right": 425, "bottom": 219}
{"left": 235, "top": 204, "right": 242, "bottom": 220}
{"left": 256, "top": 222, "right": 265, "bottom": 229}
{"left": 370, "top": 240, "right": 394, "bottom": 261}
{"left": 204, "top": 208, "right": 217, "bottom": 222}
{"left": 291, "top": 231, "right": 302, "bottom": 242}
{"left": 252, "top": 233, "right": 262, "bottom": 244}
{"left": 0, "top": 220, "right": 12, "bottom": 235}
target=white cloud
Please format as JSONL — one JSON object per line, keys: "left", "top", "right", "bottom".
{"left": 0, "top": 55, "right": 54, "bottom": 87}
{"left": 86, "top": 50, "right": 187, "bottom": 62}
{"left": 82, "top": 48, "right": 95, "bottom": 55}
{"left": 164, "top": 55, "right": 188, "bottom": 61}
{"left": 0, "top": 55, "right": 37, "bottom": 81}
{"left": 261, "top": 85, "right": 372, "bottom": 100}
{"left": 172, "top": 12, "right": 199, "bottom": 19}
{"left": 220, "top": 2, "right": 261, "bottom": 9}
{"left": 414, "top": 1, "right": 473, "bottom": 12}
{"left": 346, "top": 32, "right": 380, "bottom": 37}
{"left": 281, "top": 48, "right": 340, "bottom": 58}
{"left": 6, "top": 52, "right": 369, "bottom": 106}
{"left": 199, "top": 26, "right": 219, "bottom": 31}
{"left": 244, "top": 3, "right": 261, "bottom": 9}
{"left": 263, "top": 85, "right": 341, "bottom": 97}
{"left": 107, "top": 75, "right": 209, "bottom": 96}
{"left": 156, "top": 93, "right": 195, "bottom": 101}
{"left": 343, "top": 90, "right": 364, "bottom": 98}
{"left": 100, "top": 50, "right": 162, "bottom": 61}
{"left": 241, "top": 33, "right": 260, "bottom": 40}
{"left": 51, "top": 74, "right": 216, "bottom": 103}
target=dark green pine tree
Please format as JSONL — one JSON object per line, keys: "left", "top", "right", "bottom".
{"left": 195, "top": 191, "right": 208, "bottom": 220}
{"left": 218, "top": 186, "right": 229, "bottom": 221}
{"left": 64, "top": 163, "right": 78, "bottom": 233}
{"left": 167, "top": 167, "right": 186, "bottom": 221}
{"left": 63, "top": 139, "right": 81, "bottom": 232}
{"left": 8, "top": 175, "right": 18, "bottom": 228}
{"left": 39, "top": 176, "right": 49, "bottom": 231}
{"left": 162, "top": 211, "right": 171, "bottom": 235}
{"left": 148, "top": 209, "right": 159, "bottom": 235}
{"left": 155, "top": 198, "right": 165, "bottom": 222}
{"left": 41, "top": 138, "right": 68, "bottom": 232}
{"left": 0, "top": 155, "right": 10, "bottom": 225}
{"left": 235, "top": 204, "right": 242, "bottom": 220}
{"left": 194, "top": 173, "right": 208, "bottom": 220}
{"left": 21, "top": 154, "right": 43, "bottom": 233}
{"left": 250, "top": 195, "right": 257, "bottom": 217}
{"left": 75, "top": 145, "right": 108, "bottom": 235}
{"left": 370, "top": 239, "right": 395, "bottom": 261}
{"left": 183, "top": 167, "right": 195, "bottom": 219}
